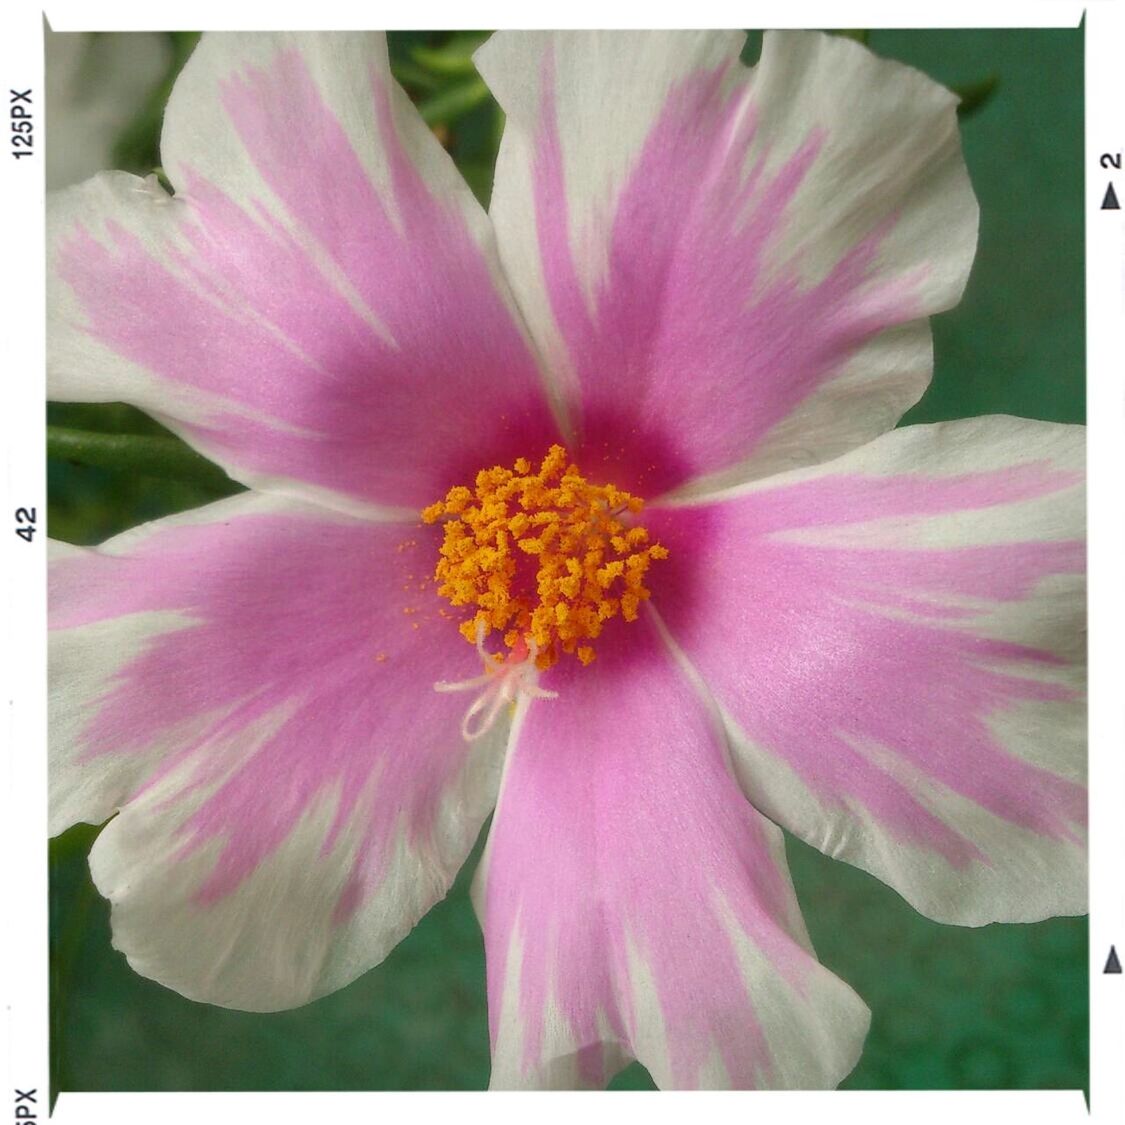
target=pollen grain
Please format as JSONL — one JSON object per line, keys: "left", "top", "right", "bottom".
{"left": 421, "top": 445, "right": 667, "bottom": 669}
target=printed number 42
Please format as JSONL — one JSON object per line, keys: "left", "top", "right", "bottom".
{"left": 14, "top": 507, "right": 36, "bottom": 542}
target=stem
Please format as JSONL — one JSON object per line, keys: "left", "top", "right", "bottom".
{"left": 418, "top": 78, "right": 490, "bottom": 126}
{"left": 410, "top": 33, "right": 490, "bottom": 77}
{"left": 390, "top": 59, "right": 443, "bottom": 92}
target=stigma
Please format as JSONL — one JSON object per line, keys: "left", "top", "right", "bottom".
{"left": 434, "top": 621, "right": 558, "bottom": 742}
{"left": 422, "top": 444, "right": 668, "bottom": 671}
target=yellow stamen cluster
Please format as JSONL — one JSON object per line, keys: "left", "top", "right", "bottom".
{"left": 421, "top": 445, "right": 668, "bottom": 669}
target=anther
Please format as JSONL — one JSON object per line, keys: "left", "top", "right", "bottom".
{"left": 421, "top": 445, "right": 667, "bottom": 669}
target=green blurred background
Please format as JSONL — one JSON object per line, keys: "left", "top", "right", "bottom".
{"left": 47, "top": 28, "right": 1087, "bottom": 1094}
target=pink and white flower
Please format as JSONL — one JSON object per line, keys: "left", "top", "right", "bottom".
{"left": 47, "top": 30, "right": 1086, "bottom": 1090}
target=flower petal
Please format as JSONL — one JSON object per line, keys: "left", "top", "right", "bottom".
{"left": 475, "top": 30, "right": 977, "bottom": 497}
{"left": 475, "top": 618, "right": 869, "bottom": 1089}
{"left": 50, "top": 495, "right": 504, "bottom": 1009}
{"left": 49, "top": 32, "right": 558, "bottom": 514}
{"left": 647, "top": 416, "right": 1085, "bottom": 926}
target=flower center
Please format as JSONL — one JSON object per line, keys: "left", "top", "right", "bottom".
{"left": 422, "top": 444, "right": 668, "bottom": 670}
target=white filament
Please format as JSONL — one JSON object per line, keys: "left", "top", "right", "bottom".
{"left": 434, "top": 622, "right": 557, "bottom": 742}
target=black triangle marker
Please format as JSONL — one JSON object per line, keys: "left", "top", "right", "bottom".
{"left": 1105, "top": 945, "right": 1122, "bottom": 974}
{"left": 1101, "top": 183, "right": 1120, "bottom": 210}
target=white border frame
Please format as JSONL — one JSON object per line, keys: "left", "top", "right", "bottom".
{"left": 5, "top": 3, "right": 1120, "bottom": 1123}
{"left": 1086, "top": 1, "right": 1125, "bottom": 1120}
{"left": 2, "top": 2, "right": 48, "bottom": 1124}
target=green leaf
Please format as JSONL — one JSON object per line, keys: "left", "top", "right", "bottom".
{"left": 49, "top": 821, "right": 101, "bottom": 865}
{"left": 491, "top": 104, "right": 507, "bottom": 153}
{"left": 50, "top": 823, "right": 102, "bottom": 1110}
{"left": 47, "top": 425, "right": 241, "bottom": 494}
{"left": 168, "top": 30, "right": 202, "bottom": 66}
{"left": 457, "top": 159, "right": 495, "bottom": 208}
{"left": 954, "top": 74, "right": 999, "bottom": 118}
